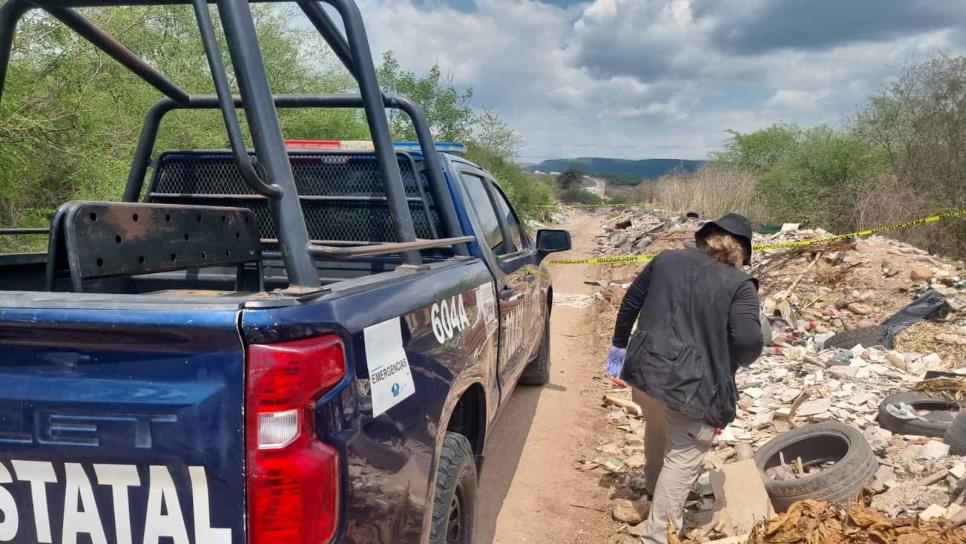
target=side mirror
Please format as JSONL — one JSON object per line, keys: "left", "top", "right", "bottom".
{"left": 536, "top": 229, "right": 572, "bottom": 254}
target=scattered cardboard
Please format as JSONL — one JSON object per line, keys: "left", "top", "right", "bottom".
{"left": 710, "top": 460, "right": 775, "bottom": 534}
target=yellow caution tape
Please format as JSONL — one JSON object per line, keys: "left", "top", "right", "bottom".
{"left": 752, "top": 208, "right": 966, "bottom": 251}
{"left": 533, "top": 202, "right": 645, "bottom": 209}
{"left": 548, "top": 254, "right": 654, "bottom": 265}
{"left": 548, "top": 207, "right": 966, "bottom": 265}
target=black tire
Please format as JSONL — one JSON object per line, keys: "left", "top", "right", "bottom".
{"left": 430, "top": 432, "right": 477, "bottom": 544}
{"left": 519, "top": 316, "right": 550, "bottom": 386}
{"left": 878, "top": 391, "right": 960, "bottom": 438}
{"left": 823, "top": 325, "right": 889, "bottom": 350}
{"left": 754, "top": 421, "right": 878, "bottom": 512}
{"left": 944, "top": 410, "right": 966, "bottom": 455}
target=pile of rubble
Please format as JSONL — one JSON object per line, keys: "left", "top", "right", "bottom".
{"left": 579, "top": 208, "right": 966, "bottom": 542}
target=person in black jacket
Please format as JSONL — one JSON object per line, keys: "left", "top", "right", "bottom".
{"left": 606, "top": 213, "right": 763, "bottom": 544}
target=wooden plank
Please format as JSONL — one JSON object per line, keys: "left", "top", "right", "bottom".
{"left": 709, "top": 459, "right": 775, "bottom": 534}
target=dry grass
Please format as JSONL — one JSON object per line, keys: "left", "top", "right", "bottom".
{"left": 853, "top": 173, "right": 966, "bottom": 258}
{"left": 643, "top": 165, "right": 768, "bottom": 223}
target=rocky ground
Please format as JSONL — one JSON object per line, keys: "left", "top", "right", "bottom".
{"left": 569, "top": 207, "right": 966, "bottom": 543}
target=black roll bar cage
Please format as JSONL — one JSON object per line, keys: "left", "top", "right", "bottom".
{"left": 0, "top": 0, "right": 468, "bottom": 287}
{"left": 124, "top": 93, "right": 468, "bottom": 259}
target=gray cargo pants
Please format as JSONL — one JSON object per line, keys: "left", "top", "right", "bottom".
{"left": 632, "top": 390, "right": 716, "bottom": 544}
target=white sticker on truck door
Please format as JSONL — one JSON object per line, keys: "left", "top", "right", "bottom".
{"left": 476, "top": 284, "right": 497, "bottom": 336}
{"left": 364, "top": 317, "right": 416, "bottom": 418}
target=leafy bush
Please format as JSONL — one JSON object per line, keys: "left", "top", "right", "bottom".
{"left": 708, "top": 53, "right": 966, "bottom": 258}
{"left": 608, "top": 194, "right": 629, "bottom": 205}
{"left": 558, "top": 188, "right": 603, "bottom": 206}
{"left": 554, "top": 166, "right": 585, "bottom": 191}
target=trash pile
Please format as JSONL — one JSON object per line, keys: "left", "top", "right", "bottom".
{"left": 580, "top": 208, "right": 966, "bottom": 543}
{"left": 592, "top": 209, "right": 701, "bottom": 257}
{"left": 739, "top": 500, "right": 966, "bottom": 544}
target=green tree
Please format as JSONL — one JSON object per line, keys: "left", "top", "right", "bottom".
{"left": 555, "top": 166, "right": 585, "bottom": 191}
{"left": 473, "top": 108, "right": 523, "bottom": 158}
{"left": 377, "top": 51, "right": 474, "bottom": 142}
{"left": 711, "top": 124, "right": 801, "bottom": 172}
{"left": 756, "top": 127, "right": 883, "bottom": 225}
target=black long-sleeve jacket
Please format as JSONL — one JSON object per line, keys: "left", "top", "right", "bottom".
{"left": 611, "top": 249, "right": 763, "bottom": 427}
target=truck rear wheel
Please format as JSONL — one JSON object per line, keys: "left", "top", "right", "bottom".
{"left": 430, "top": 432, "right": 477, "bottom": 544}
{"left": 519, "top": 316, "right": 551, "bottom": 386}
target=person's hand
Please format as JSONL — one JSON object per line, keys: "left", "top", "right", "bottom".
{"left": 605, "top": 346, "right": 626, "bottom": 378}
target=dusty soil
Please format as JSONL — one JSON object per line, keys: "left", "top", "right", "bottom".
{"left": 477, "top": 210, "right": 620, "bottom": 543}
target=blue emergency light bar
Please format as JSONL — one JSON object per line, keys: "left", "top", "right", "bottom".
{"left": 285, "top": 139, "right": 468, "bottom": 155}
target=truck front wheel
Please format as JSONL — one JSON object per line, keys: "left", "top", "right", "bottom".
{"left": 519, "top": 316, "right": 551, "bottom": 386}
{"left": 430, "top": 432, "right": 477, "bottom": 544}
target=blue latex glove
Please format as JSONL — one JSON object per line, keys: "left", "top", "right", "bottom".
{"left": 606, "top": 346, "right": 626, "bottom": 378}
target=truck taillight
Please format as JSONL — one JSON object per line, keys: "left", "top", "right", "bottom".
{"left": 246, "top": 335, "right": 345, "bottom": 544}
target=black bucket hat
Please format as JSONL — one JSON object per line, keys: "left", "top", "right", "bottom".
{"left": 695, "top": 213, "right": 753, "bottom": 265}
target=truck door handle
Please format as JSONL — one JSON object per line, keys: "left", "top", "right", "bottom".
{"left": 499, "top": 287, "right": 521, "bottom": 302}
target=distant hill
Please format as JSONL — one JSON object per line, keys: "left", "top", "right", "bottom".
{"left": 527, "top": 157, "right": 705, "bottom": 182}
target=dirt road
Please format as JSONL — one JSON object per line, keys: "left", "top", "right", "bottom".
{"left": 477, "top": 211, "right": 618, "bottom": 543}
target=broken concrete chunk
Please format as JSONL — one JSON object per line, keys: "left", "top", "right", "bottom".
{"left": 750, "top": 412, "right": 774, "bottom": 430}
{"left": 743, "top": 387, "right": 764, "bottom": 399}
{"left": 710, "top": 460, "right": 774, "bottom": 534}
{"left": 950, "top": 463, "right": 966, "bottom": 480}
{"left": 796, "top": 398, "right": 832, "bottom": 417}
{"left": 919, "top": 504, "right": 947, "bottom": 520}
{"left": 828, "top": 366, "right": 859, "bottom": 379}
{"left": 948, "top": 503, "right": 964, "bottom": 519}
{"left": 847, "top": 302, "right": 874, "bottom": 316}
{"left": 884, "top": 351, "right": 907, "bottom": 371}
{"left": 918, "top": 440, "right": 951, "bottom": 460}
{"left": 611, "top": 498, "right": 645, "bottom": 524}
{"left": 909, "top": 266, "right": 935, "bottom": 281}
{"left": 871, "top": 465, "right": 897, "bottom": 493}
{"left": 921, "top": 353, "right": 943, "bottom": 370}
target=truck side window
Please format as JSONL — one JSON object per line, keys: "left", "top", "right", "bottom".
{"left": 490, "top": 184, "right": 526, "bottom": 252}
{"left": 462, "top": 173, "right": 507, "bottom": 253}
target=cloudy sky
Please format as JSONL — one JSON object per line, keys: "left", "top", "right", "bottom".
{"left": 343, "top": 0, "right": 966, "bottom": 161}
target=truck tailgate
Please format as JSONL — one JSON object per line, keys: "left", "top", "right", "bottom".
{"left": 0, "top": 306, "right": 243, "bottom": 544}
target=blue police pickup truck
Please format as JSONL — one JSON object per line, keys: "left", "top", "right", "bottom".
{"left": 0, "top": 0, "right": 571, "bottom": 542}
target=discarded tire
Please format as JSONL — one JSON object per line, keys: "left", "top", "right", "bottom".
{"left": 823, "top": 325, "right": 890, "bottom": 350}
{"left": 944, "top": 410, "right": 966, "bottom": 455}
{"left": 754, "top": 421, "right": 878, "bottom": 512}
{"left": 877, "top": 391, "right": 960, "bottom": 438}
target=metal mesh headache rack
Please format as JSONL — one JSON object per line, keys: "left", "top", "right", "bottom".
{"left": 147, "top": 150, "right": 444, "bottom": 242}
{"left": 0, "top": 0, "right": 469, "bottom": 289}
